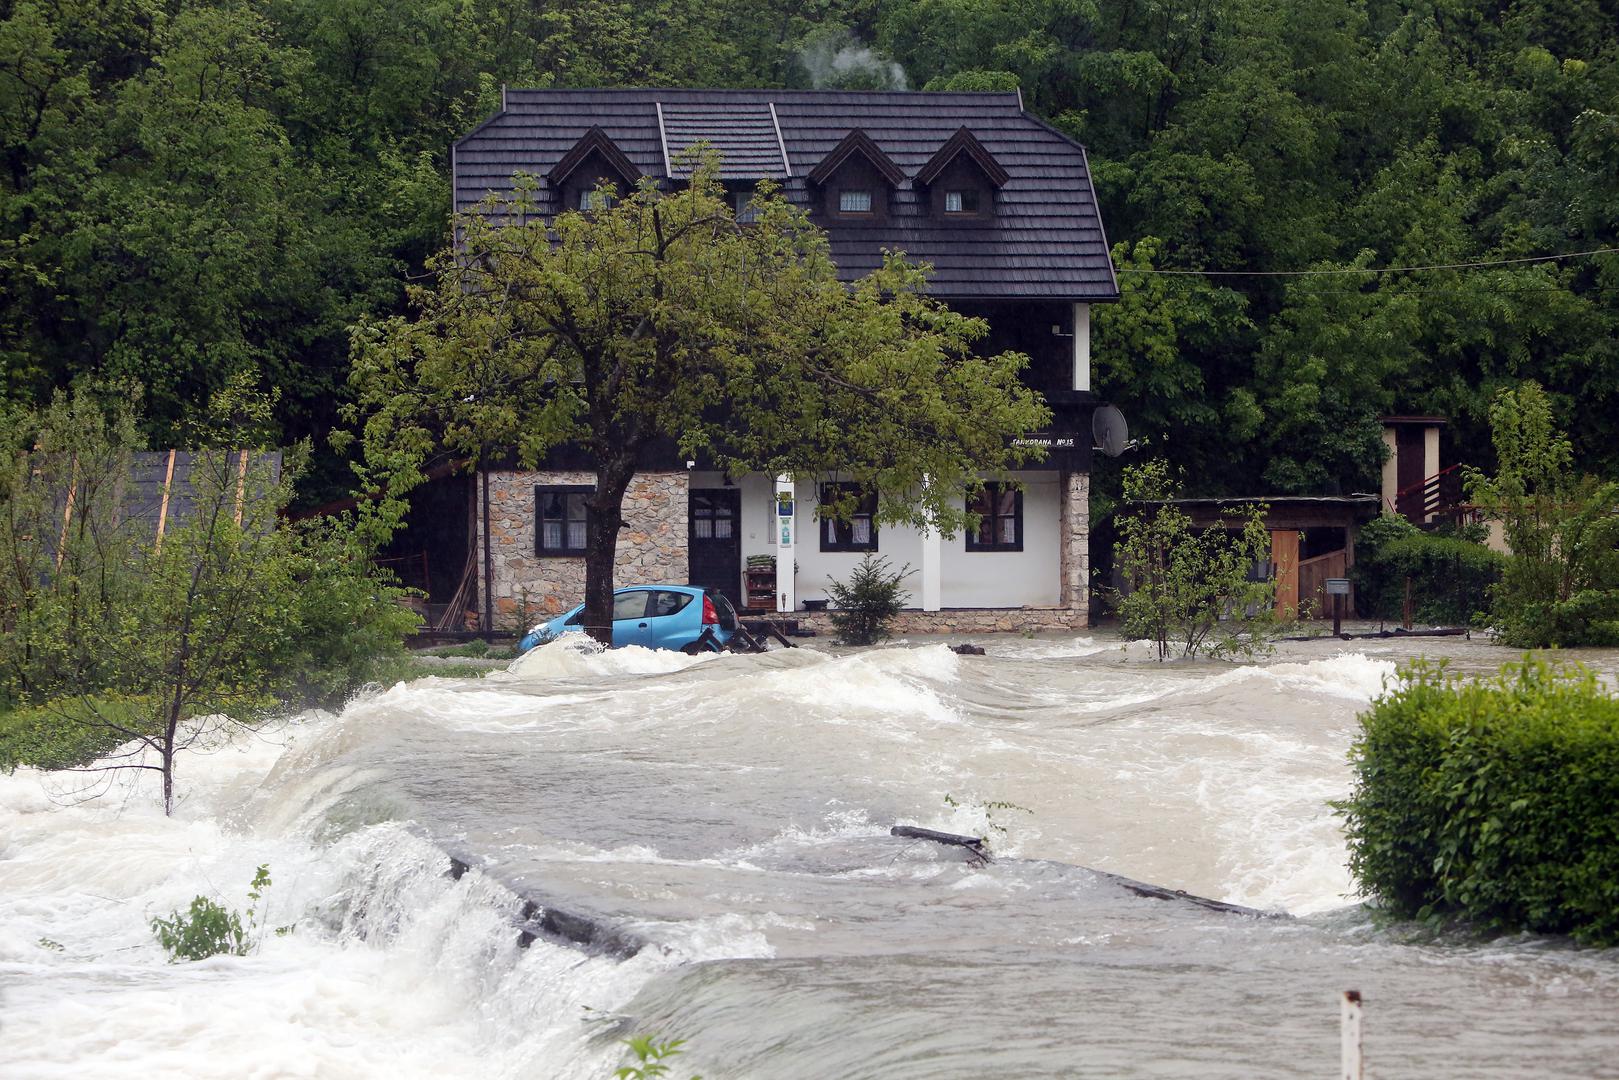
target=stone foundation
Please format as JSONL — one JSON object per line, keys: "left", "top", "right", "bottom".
{"left": 780, "top": 606, "right": 1088, "bottom": 636}
{"left": 475, "top": 469, "right": 688, "bottom": 623}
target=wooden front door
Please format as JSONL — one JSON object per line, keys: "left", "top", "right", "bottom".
{"left": 688, "top": 488, "right": 742, "bottom": 608}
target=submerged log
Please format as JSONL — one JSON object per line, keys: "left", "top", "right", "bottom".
{"left": 951, "top": 643, "right": 986, "bottom": 655}
{"left": 443, "top": 848, "right": 646, "bottom": 958}
{"left": 891, "top": 825, "right": 990, "bottom": 864}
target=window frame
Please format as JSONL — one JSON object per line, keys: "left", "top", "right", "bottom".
{"left": 837, "top": 189, "right": 874, "bottom": 215}
{"left": 578, "top": 187, "right": 615, "bottom": 212}
{"left": 819, "top": 482, "right": 879, "bottom": 553}
{"left": 734, "top": 190, "right": 760, "bottom": 224}
{"left": 535, "top": 484, "right": 593, "bottom": 556}
{"left": 965, "top": 482, "right": 1023, "bottom": 552}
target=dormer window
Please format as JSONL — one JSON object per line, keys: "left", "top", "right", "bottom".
{"left": 735, "top": 191, "right": 759, "bottom": 223}
{"left": 807, "top": 130, "right": 905, "bottom": 223}
{"left": 916, "top": 127, "right": 1009, "bottom": 221}
{"left": 548, "top": 126, "right": 641, "bottom": 218}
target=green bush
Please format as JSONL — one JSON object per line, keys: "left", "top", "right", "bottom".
{"left": 1339, "top": 658, "right": 1619, "bottom": 944}
{"left": 150, "top": 864, "right": 272, "bottom": 962}
{"left": 1352, "top": 514, "right": 1504, "bottom": 625}
{"left": 826, "top": 555, "right": 910, "bottom": 645}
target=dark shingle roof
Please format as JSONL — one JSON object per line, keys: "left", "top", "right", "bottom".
{"left": 453, "top": 89, "right": 1118, "bottom": 302}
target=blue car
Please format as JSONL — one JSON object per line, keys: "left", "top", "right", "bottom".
{"left": 518, "top": 585, "right": 742, "bottom": 654}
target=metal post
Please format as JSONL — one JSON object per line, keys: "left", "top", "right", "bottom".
{"left": 1402, "top": 575, "right": 1413, "bottom": 630}
{"left": 1340, "top": 990, "right": 1363, "bottom": 1080}
{"left": 1333, "top": 591, "right": 1343, "bottom": 637}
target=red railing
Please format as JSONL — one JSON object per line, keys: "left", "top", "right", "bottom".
{"left": 1390, "top": 464, "right": 1481, "bottom": 527}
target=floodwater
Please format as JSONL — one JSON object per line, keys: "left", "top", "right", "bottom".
{"left": 4, "top": 631, "right": 1619, "bottom": 1079}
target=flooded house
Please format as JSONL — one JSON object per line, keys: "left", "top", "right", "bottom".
{"left": 447, "top": 89, "right": 1119, "bottom": 632}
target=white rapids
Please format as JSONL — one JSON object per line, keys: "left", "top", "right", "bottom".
{"left": 4, "top": 632, "right": 1619, "bottom": 1079}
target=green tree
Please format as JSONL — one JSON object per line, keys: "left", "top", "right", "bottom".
{"left": 1465, "top": 381, "right": 1619, "bottom": 646}
{"left": 826, "top": 555, "right": 911, "bottom": 646}
{"left": 0, "top": 381, "right": 417, "bottom": 812}
{"left": 1112, "top": 459, "right": 1278, "bottom": 660}
{"left": 349, "top": 163, "right": 1048, "bottom": 643}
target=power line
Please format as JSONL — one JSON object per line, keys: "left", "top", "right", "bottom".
{"left": 1114, "top": 245, "right": 1619, "bottom": 278}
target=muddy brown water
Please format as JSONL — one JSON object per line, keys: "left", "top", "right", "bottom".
{"left": 3, "top": 630, "right": 1617, "bottom": 1078}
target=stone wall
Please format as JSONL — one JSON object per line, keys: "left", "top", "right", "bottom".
{"left": 475, "top": 470, "right": 688, "bottom": 624}
{"left": 1059, "top": 471, "right": 1090, "bottom": 615}
{"left": 783, "top": 606, "right": 1088, "bottom": 636}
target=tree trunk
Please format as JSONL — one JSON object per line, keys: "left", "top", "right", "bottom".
{"left": 580, "top": 455, "right": 636, "bottom": 645}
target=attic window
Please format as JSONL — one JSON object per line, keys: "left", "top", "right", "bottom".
{"left": 579, "top": 188, "right": 614, "bottom": 212}
{"left": 838, "top": 190, "right": 873, "bottom": 214}
{"left": 945, "top": 190, "right": 980, "bottom": 214}
{"left": 735, "top": 191, "right": 759, "bottom": 224}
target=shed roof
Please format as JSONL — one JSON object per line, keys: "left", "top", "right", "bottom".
{"left": 453, "top": 88, "right": 1118, "bottom": 302}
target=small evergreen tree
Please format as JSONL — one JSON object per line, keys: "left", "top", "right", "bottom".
{"left": 826, "top": 555, "right": 911, "bottom": 646}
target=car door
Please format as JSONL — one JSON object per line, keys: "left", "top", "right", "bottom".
{"left": 611, "top": 590, "right": 653, "bottom": 648}
{"left": 645, "top": 589, "right": 697, "bottom": 650}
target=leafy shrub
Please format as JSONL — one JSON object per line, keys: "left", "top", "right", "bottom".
{"left": 826, "top": 555, "right": 910, "bottom": 645}
{"left": 1352, "top": 514, "right": 1504, "bottom": 625}
{"left": 150, "top": 864, "right": 272, "bottom": 962}
{"left": 1465, "top": 383, "right": 1619, "bottom": 647}
{"left": 614, "top": 1036, "right": 700, "bottom": 1080}
{"left": 1338, "top": 659, "right": 1619, "bottom": 943}
{"left": 150, "top": 896, "right": 248, "bottom": 962}
{"left": 1113, "top": 459, "right": 1279, "bottom": 660}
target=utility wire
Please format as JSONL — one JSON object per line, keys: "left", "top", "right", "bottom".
{"left": 1114, "top": 245, "right": 1619, "bottom": 277}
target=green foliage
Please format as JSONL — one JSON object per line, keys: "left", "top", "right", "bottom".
{"left": 1352, "top": 514, "right": 1505, "bottom": 625}
{"left": 1339, "top": 659, "right": 1619, "bottom": 945}
{"left": 1112, "top": 460, "right": 1279, "bottom": 661}
{"left": 1466, "top": 383, "right": 1619, "bottom": 647}
{"left": 351, "top": 165, "right": 1046, "bottom": 643}
{"left": 826, "top": 555, "right": 912, "bottom": 646}
{"left": 4, "top": 0, "right": 1619, "bottom": 506}
{"left": 943, "top": 791, "right": 1032, "bottom": 849}
{"left": 614, "top": 1036, "right": 701, "bottom": 1080}
{"left": 150, "top": 864, "right": 272, "bottom": 962}
{"left": 0, "top": 385, "right": 415, "bottom": 809}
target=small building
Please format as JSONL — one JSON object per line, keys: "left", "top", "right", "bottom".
{"left": 1127, "top": 495, "right": 1381, "bottom": 617}
{"left": 1380, "top": 415, "right": 1450, "bottom": 525}
{"left": 451, "top": 88, "right": 1121, "bottom": 632}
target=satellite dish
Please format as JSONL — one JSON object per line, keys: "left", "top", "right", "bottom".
{"left": 1092, "top": 404, "right": 1133, "bottom": 458}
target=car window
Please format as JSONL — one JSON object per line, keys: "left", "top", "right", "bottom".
{"left": 650, "top": 590, "right": 692, "bottom": 618}
{"left": 709, "top": 591, "right": 739, "bottom": 629}
{"left": 613, "top": 591, "right": 650, "bottom": 620}
{"left": 564, "top": 609, "right": 583, "bottom": 625}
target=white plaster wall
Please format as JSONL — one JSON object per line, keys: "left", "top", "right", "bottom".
{"left": 794, "top": 509, "right": 925, "bottom": 608}
{"left": 938, "top": 471, "right": 1061, "bottom": 607}
{"left": 705, "top": 470, "right": 1062, "bottom": 610}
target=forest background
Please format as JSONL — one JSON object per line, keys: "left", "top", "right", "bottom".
{"left": 3, "top": 0, "right": 1617, "bottom": 507}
